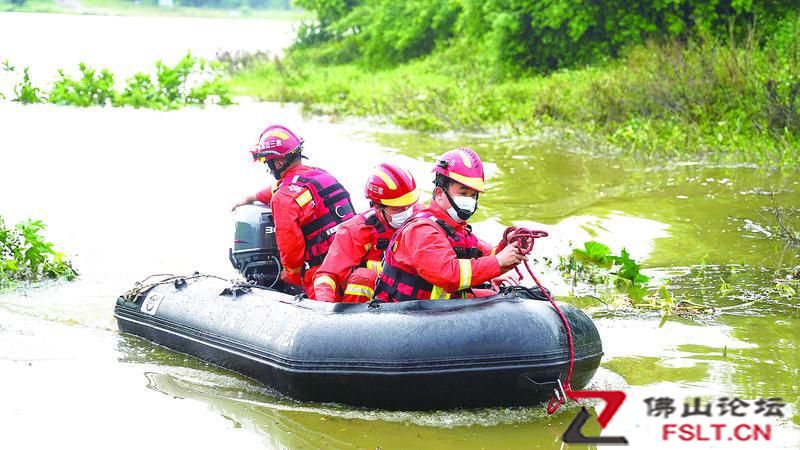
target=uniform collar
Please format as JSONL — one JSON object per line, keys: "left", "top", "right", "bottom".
{"left": 277, "top": 163, "right": 307, "bottom": 182}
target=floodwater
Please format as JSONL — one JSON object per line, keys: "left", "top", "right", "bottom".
{"left": 1, "top": 11, "right": 799, "bottom": 450}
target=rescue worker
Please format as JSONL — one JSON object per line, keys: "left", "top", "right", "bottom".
{"left": 313, "top": 163, "right": 419, "bottom": 302}
{"left": 374, "top": 147, "right": 526, "bottom": 302}
{"left": 231, "top": 124, "right": 355, "bottom": 298}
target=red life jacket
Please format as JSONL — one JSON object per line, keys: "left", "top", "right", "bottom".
{"left": 284, "top": 168, "right": 355, "bottom": 270}
{"left": 373, "top": 212, "right": 483, "bottom": 302}
{"left": 358, "top": 208, "right": 396, "bottom": 274}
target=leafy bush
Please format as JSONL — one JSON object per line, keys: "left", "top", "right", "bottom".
{"left": 0, "top": 217, "right": 77, "bottom": 290}
{"left": 8, "top": 53, "right": 233, "bottom": 110}
{"left": 155, "top": 54, "right": 195, "bottom": 104}
{"left": 116, "top": 54, "right": 233, "bottom": 109}
{"left": 13, "top": 67, "right": 44, "bottom": 104}
{"left": 49, "top": 63, "right": 116, "bottom": 106}
{"left": 117, "top": 72, "right": 162, "bottom": 108}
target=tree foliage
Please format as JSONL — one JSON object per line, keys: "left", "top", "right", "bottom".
{"left": 295, "top": 0, "right": 795, "bottom": 71}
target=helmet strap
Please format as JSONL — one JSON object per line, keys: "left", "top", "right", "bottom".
{"left": 441, "top": 185, "right": 479, "bottom": 221}
{"left": 266, "top": 159, "right": 283, "bottom": 180}
{"left": 267, "top": 151, "right": 302, "bottom": 180}
{"left": 376, "top": 204, "right": 390, "bottom": 223}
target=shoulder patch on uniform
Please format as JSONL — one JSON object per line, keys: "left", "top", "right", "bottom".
{"left": 295, "top": 189, "right": 313, "bottom": 207}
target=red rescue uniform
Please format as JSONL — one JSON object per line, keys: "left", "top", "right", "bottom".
{"left": 255, "top": 164, "right": 354, "bottom": 298}
{"left": 313, "top": 207, "right": 396, "bottom": 302}
{"left": 374, "top": 201, "right": 502, "bottom": 301}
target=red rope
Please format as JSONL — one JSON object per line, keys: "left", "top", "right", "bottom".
{"left": 502, "top": 227, "right": 575, "bottom": 414}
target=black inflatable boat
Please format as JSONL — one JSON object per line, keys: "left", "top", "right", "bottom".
{"left": 114, "top": 274, "right": 603, "bottom": 410}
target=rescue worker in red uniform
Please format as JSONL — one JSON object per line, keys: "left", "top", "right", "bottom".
{"left": 313, "top": 163, "right": 419, "bottom": 302}
{"left": 374, "top": 147, "right": 526, "bottom": 302}
{"left": 231, "top": 124, "right": 355, "bottom": 298}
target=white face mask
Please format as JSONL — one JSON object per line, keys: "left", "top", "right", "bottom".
{"left": 447, "top": 195, "right": 477, "bottom": 222}
{"left": 389, "top": 207, "right": 413, "bottom": 228}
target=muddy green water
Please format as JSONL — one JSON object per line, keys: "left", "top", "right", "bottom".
{"left": 2, "top": 12, "right": 799, "bottom": 450}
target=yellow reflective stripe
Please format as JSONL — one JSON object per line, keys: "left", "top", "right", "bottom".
{"left": 270, "top": 182, "right": 279, "bottom": 195}
{"left": 456, "top": 149, "right": 473, "bottom": 168}
{"left": 430, "top": 286, "right": 451, "bottom": 300}
{"left": 373, "top": 169, "right": 398, "bottom": 189}
{"left": 446, "top": 171, "right": 484, "bottom": 192}
{"left": 265, "top": 130, "right": 290, "bottom": 140}
{"left": 295, "top": 189, "right": 312, "bottom": 207}
{"left": 314, "top": 275, "right": 336, "bottom": 290}
{"left": 366, "top": 260, "right": 383, "bottom": 274}
{"left": 458, "top": 259, "right": 472, "bottom": 291}
{"left": 285, "top": 266, "right": 301, "bottom": 274}
{"left": 490, "top": 246, "right": 498, "bottom": 255}
{"left": 380, "top": 189, "right": 419, "bottom": 207}
{"left": 343, "top": 283, "right": 374, "bottom": 298}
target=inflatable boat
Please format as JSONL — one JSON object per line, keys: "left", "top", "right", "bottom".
{"left": 114, "top": 274, "right": 602, "bottom": 410}
{"left": 114, "top": 205, "right": 603, "bottom": 409}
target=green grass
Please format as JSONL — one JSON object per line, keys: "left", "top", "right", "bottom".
{"left": 229, "top": 24, "right": 800, "bottom": 167}
{"left": 0, "top": 0, "right": 308, "bottom": 20}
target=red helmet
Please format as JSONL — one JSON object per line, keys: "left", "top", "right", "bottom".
{"left": 365, "top": 163, "right": 419, "bottom": 207}
{"left": 249, "top": 124, "right": 304, "bottom": 163}
{"left": 432, "top": 147, "right": 485, "bottom": 192}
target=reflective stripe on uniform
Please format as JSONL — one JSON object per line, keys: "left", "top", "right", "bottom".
{"left": 314, "top": 275, "right": 336, "bottom": 290}
{"left": 458, "top": 259, "right": 472, "bottom": 291}
{"left": 295, "top": 189, "right": 312, "bottom": 207}
{"left": 365, "top": 259, "right": 383, "bottom": 274}
{"left": 285, "top": 266, "right": 301, "bottom": 274}
{"left": 430, "top": 285, "right": 451, "bottom": 300}
{"left": 343, "top": 283, "right": 374, "bottom": 298}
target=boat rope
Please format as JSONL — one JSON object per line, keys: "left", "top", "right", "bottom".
{"left": 502, "top": 226, "right": 575, "bottom": 415}
{"left": 121, "top": 272, "right": 236, "bottom": 302}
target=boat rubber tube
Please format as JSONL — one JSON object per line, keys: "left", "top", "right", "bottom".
{"left": 114, "top": 276, "right": 603, "bottom": 410}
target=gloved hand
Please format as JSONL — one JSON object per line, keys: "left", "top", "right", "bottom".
{"left": 280, "top": 268, "right": 302, "bottom": 286}
{"left": 495, "top": 241, "right": 527, "bottom": 272}
{"left": 490, "top": 271, "right": 522, "bottom": 292}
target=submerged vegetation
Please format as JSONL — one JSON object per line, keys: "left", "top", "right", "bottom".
{"left": 0, "top": 216, "right": 77, "bottom": 290}
{"left": 551, "top": 240, "right": 800, "bottom": 323}
{"left": 764, "top": 194, "right": 800, "bottom": 247}
{"left": 5, "top": 53, "right": 232, "bottom": 109}
{"left": 562, "top": 241, "right": 650, "bottom": 288}
{"left": 228, "top": 1, "right": 800, "bottom": 166}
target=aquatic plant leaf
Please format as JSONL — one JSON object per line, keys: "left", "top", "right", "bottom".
{"left": 572, "top": 240, "right": 613, "bottom": 266}
{"left": 613, "top": 248, "right": 650, "bottom": 287}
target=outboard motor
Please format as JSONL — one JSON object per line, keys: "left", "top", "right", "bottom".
{"left": 229, "top": 204, "right": 301, "bottom": 294}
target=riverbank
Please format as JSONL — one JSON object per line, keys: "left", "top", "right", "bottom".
{"left": 229, "top": 16, "right": 799, "bottom": 167}
{"left": 0, "top": 0, "right": 306, "bottom": 19}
